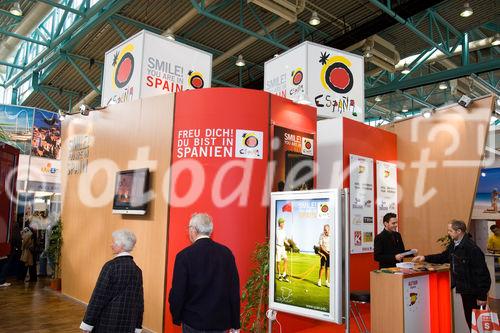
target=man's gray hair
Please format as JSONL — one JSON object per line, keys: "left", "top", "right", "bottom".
{"left": 189, "top": 213, "right": 213, "bottom": 236}
{"left": 450, "top": 220, "right": 467, "bottom": 233}
{"left": 112, "top": 229, "right": 137, "bottom": 252}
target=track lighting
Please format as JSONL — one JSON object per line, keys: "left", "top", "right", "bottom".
{"left": 460, "top": 2, "right": 473, "bottom": 17}
{"left": 10, "top": 2, "right": 22, "bottom": 16}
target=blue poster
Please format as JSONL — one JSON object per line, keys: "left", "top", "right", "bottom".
{"left": 0, "top": 104, "right": 34, "bottom": 154}
{"left": 31, "top": 109, "right": 61, "bottom": 159}
{"left": 472, "top": 168, "right": 500, "bottom": 219}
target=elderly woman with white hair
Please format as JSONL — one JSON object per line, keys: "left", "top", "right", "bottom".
{"left": 80, "top": 229, "right": 144, "bottom": 333}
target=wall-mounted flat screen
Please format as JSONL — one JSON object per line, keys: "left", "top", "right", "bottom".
{"left": 112, "top": 168, "right": 150, "bottom": 215}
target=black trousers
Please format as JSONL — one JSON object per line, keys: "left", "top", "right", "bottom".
{"left": 182, "top": 323, "right": 226, "bottom": 333}
{"left": 460, "top": 293, "right": 481, "bottom": 330}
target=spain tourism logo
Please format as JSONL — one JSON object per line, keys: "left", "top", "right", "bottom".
{"left": 291, "top": 67, "right": 303, "bottom": 85}
{"left": 319, "top": 52, "right": 354, "bottom": 94}
{"left": 112, "top": 43, "right": 135, "bottom": 89}
{"left": 188, "top": 70, "right": 204, "bottom": 89}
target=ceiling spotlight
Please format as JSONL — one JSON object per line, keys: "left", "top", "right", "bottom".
{"left": 460, "top": 2, "right": 473, "bottom": 17}
{"left": 402, "top": 105, "right": 409, "bottom": 113}
{"left": 401, "top": 63, "right": 410, "bottom": 75}
{"left": 481, "top": 172, "right": 486, "bottom": 177}
{"left": 439, "top": 82, "right": 448, "bottom": 90}
{"left": 394, "top": 115, "right": 403, "bottom": 120}
{"left": 164, "top": 29, "right": 175, "bottom": 41}
{"left": 79, "top": 104, "right": 91, "bottom": 116}
{"left": 58, "top": 110, "right": 66, "bottom": 121}
{"left": 10, "top": 2, "right": 22, "bottom": 16}
{"left": 422, "top": 109, "right": 434, "bottom": 118}
{"left": 235, "top": 54, "right": 246, "bottom": 67}
{"left": 309, "top": 11, "right": 320, "bottom": 26}
{"left": 375, "top": 95, "right": 382, "bottom": 103}
{"left": 492, "top": 33, "right": 500, "bottom": 46}
{"left": 274, "top": 54, "right": 279, "bottom": 58}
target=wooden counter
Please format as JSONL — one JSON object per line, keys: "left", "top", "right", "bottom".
{"left": 370, "top": 268, "right": 451, "bottom": 333}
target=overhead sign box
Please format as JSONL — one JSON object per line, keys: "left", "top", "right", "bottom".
{"left": 264, "top": 41, "right": 364, "bottom": 121}
{"left": 101, "top": 30, "right": 212, "bottom": 106}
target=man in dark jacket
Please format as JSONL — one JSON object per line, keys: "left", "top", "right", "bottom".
{"left": 80, "top": 229, "right": 144, "bottom": 333}
{"left": 374, "top": 213, "right": 416, "bottom": 268}
{"left": 169, "top": 213, "right": 240, "bottom": 333}
{"left": 413, "top": 220, "right": 491, "bottom": 330}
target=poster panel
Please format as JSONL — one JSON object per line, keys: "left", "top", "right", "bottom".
{"left": 141, "top": 31, "right": 212, "bottom": 98}
{"left": 376, "top": 161, "right": 398, "bottom": 234}
{"left": 269, "top": 190, "right": 342, "bottom": 324}
{"left": 272, "top": 125, "right": 315, "bottom": 191}
{"left": 403, "top": 275, "right": 431, "bottom": 333}
{"left": 264, "top": 43, "right": 308, "bottom": 102}
{"left": 101, "top": 32, "right": 143, "bottom": 106}
{"left": 307, "top": 42, "right": 364, "bottom": 121}
{"left": 349, "top": 154, "right": 374, "bottom": 253}
{"left": 31, "top": 109, "right": 61, "bottom": 160}
{"left": 472, "top": 168, "right": 500, "bottom": 220}
{"left": 0, "top": 104, "right": 34, "bottom": 154}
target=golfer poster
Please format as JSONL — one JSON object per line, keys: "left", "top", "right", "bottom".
{"left": 269, "top": 190, "right": 343, "bottom": 323}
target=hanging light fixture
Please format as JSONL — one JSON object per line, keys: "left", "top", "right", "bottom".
{"left": 439, "top": 82, "right": 448, "bottom": 90}
{"left": 10, "top": 2, "right": 22, "bottom": 16}
{"left": 401, "top": 105, "right": 409, "bottom": 113}
{"left": 235, "top": 54, "right": 246, "bottom": 67}
{"left": 401, "top": 63, "right": 410, "bottom": 75}
{"left": 492, "top": 33, "right": 500, "bottom": 46}
{"left": 309, "top": 11, "right": 320, "bottom": 26}
{"left": 460, "top": 2, "right": 473, "bottom": 17}
{"left": 375, "top": 95, "right": 382, "bottom": 103}
{"left": 164, "top": 29, "right": 175, "bottom": 41}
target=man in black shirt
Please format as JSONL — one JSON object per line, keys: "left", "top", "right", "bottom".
{"left": 374, "top": 213, "right": 416, "bottom": 269}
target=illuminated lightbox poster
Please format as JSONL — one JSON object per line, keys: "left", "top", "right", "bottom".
{"left": 349, "top": 154, "right": 374, "bottom": 253}
{"left": 376, "top": 161, "right": 398, "bottom": 234}
{"left": 269, "top": 190, "right": 342, "bottom": 324}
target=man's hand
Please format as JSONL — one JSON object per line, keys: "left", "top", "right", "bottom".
{"left": 395, "top": 254, "right": 404, "bottom": 261}
{"left": 477, "top": 300, "right": 487, "bottom": 306}
{"left": 412, "top": 255, "right": 425, "bottom": 262}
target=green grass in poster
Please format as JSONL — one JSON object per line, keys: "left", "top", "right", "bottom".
{"left": 274, "top": 252, "right": 330, "bottom": 312}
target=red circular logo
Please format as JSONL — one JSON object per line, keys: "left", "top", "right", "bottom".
{"left": 305, "top": 141, "right": 311, "bottom": 149}
{"left": 321, "top": 205, "right": 329, "bottom": 213}
{"left": 114, "top": 52, "right": 134, "bottom": 88}
{"left": 190, "top": 75, "right": 204, "bottom": 89}
{"left": 292, "top": 70, "right": 303, "bottom": 85}
{"left": 244, "top": 136, "right": 258, "bottom": 148}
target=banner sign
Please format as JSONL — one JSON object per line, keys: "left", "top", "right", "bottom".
{"left": 376, "top": 161, "right": 398, "bottom": 234}
{"left": 349, "top": 154, "right": 374, "bottom": 253}
{"left": 269, "top": 190, "right": 343, "bottom": 324}
{"left": 102, "top": 30, "right": 212, "bottom": 106}
{"left": 174, "top": 127, "right": 263, "bottom": 160}
{"left": 264, "top": 41, "right": 364, "bottom": 121}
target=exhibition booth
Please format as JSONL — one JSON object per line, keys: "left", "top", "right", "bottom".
{"left": 56, "top": 29, "right": 498, "bottom": 333}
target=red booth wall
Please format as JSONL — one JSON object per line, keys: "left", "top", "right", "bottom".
{"left": 164, "top": 88, "right": 317, "bottom": 332}
{"left": 0, "top": 143, "right": 19, "bottom": 256}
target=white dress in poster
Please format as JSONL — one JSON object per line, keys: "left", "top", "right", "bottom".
{"left": 376, "top": 161, "right": 398, "bottom": 234}
{"left": 349, "top": 154, "right": 374, "bottom": 253}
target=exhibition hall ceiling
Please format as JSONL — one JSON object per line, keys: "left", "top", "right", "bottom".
{"left": 0, "top": 0, "right": 497, "bottom": 122}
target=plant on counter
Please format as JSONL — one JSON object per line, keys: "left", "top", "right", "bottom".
{"left": 241, "top": 241, "right": 269, "bottom": 333}
{"left": 437, "top": 234, "right": 452, "bottom": 249}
